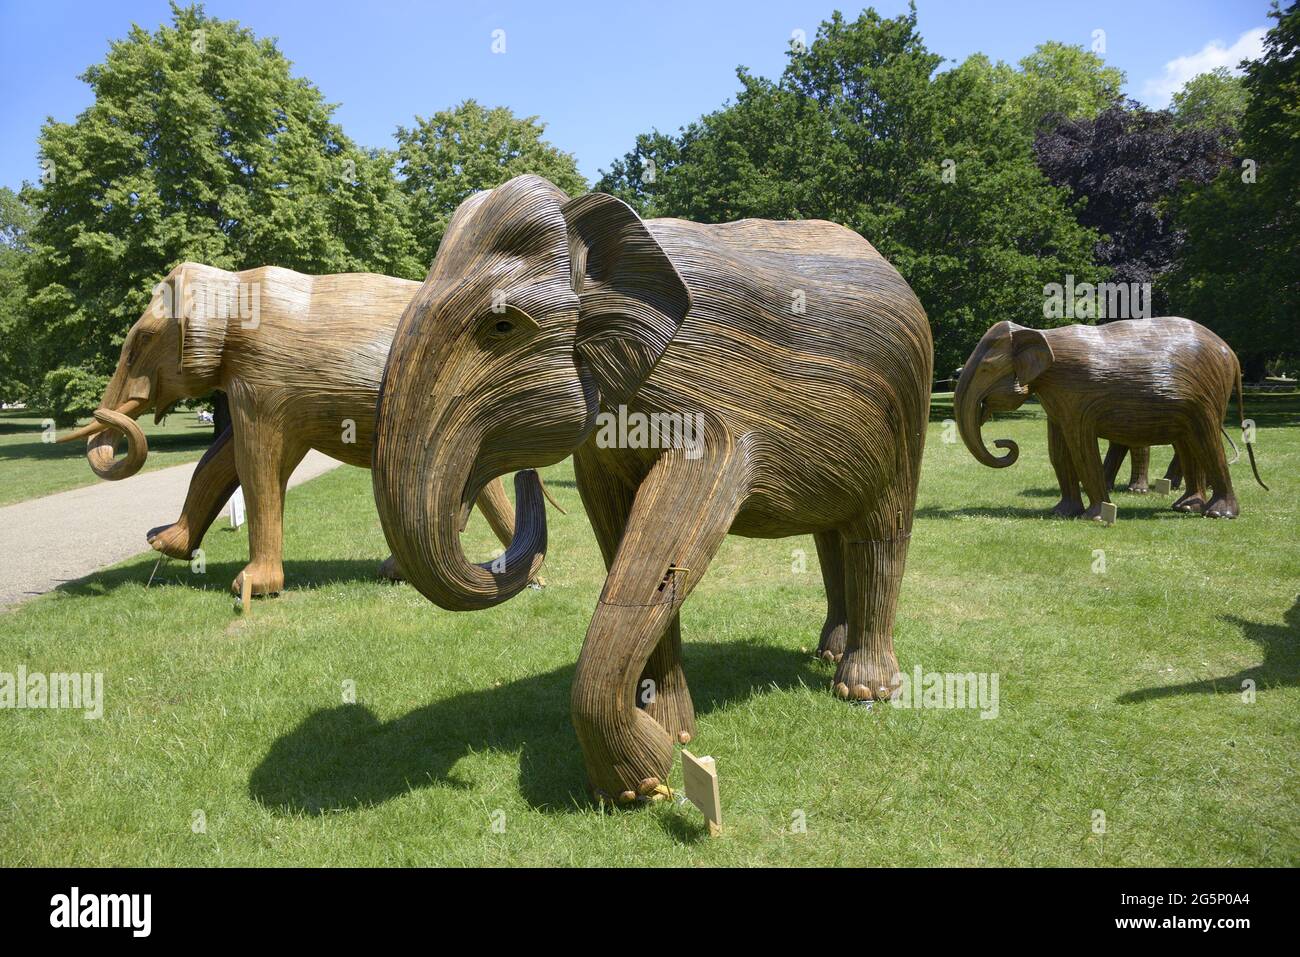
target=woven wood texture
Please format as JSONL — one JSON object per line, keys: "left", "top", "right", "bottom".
{"left": 373, "top": 175, "right": 932, "bottom": 799}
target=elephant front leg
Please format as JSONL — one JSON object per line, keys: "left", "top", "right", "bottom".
{"left": 1065, "top": 425, "right": 1112, "bottom": 522}
{"left": 639, "top": 615, "right": 696, "bottom": 746}
{"left": 147, "top": 426, "right": 239, "bottom": 559}
{"left": 1049, "top": 421, "right": 1085, "bottom": 517}
{"left": 571, "top": 447, "right": 745, "bottom": 802}
{"left": 229, "top": 404, "right": 304, "bottom": 596}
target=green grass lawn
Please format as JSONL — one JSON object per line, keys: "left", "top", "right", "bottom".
{"left": 0, "top": 409, "right": 214, "bottom": 507}
{"left": 1, "top": 395, "right": 1296, "bottom": 866}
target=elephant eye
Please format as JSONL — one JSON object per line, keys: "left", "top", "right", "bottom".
{"left": 494, "top": 320, "right": 513, "bottom": 334}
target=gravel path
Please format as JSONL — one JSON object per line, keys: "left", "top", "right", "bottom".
{"left": 0, "top": 450, "right": 343, "bottom": 609}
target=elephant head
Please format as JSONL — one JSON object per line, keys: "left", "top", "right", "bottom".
{"left": 953, "top": 320, "right": 1054, "bottom": 468}
{"left": 372, "top": 175, "right": 691, "bottom": 612}
{"left": 58, "top": 263, "right": 228, "bottom": 479}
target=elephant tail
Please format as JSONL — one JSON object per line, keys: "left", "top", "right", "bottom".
{"left": 1234, "top": 360, "right": 1269, "bottom": 491}
{"left": 1219, "top": 427, "right": 1240, "bottom": 465}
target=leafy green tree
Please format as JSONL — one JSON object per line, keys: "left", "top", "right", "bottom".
{"left": 394, "top": 100, "right": 587, "bottom": 266}
{"left": 1011, "top": 41, "right": 1126, "bottom": 133}
{"left": 0, "top": 188, "right": 37, "bottom": 401}
{"left": 20, "top": 2, "right": 422, "bottom": 385}
{"left": 1171, "top": 68, "right": 1250, "bottom": 134}
{"left": 597, "top": 6, "right": 1103, "bottom": 374}
{"left": 1164, "top": 1, "right": 1299, "bottom": 379}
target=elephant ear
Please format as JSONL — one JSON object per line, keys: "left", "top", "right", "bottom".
{"left": 562, "top": 192, "right": 691, "bottom": 408}
{"left": 1010, "top": 324, "right": 1054, "bottom": 388}
{"left": 176, "top": 265, "right": 229, "bottom": 380}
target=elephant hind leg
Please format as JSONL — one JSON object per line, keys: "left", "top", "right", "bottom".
{"left": 831, "top": 489, "right": 916, "bottom": 702}
{"left": 1102, "top": 441, "right": 1127, "bottom": 491}
{"left": 1171, "top": 440, "right": 1206, "bottom": 513}
{"left": 814, "top": 529, "right": 847, "bottom": 662}
{"left": 1187, "top": 420, "right": 1238, "bottom": 518}
{"left": 1126, "top": 446, "right": 1151, "bottom": 493}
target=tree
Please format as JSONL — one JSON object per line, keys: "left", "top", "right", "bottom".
{"left": 1012, "top": 41, "right": 1126, "bottom": 133}
{"left": 1035, "top": 102, "right": 1235, "bottom": 313}
{"left": 0, "top": 188, "right": 37, "bottom": 401}
{"left": 1164, "top": 1, "right": 1300, "bottom": 379}
{"left": 20, "top": 2, "right": 422, "bottom": 388}
{"left": 1171, "top": 68, "right": 1249, "bottom": 133}
{"left": 394, "top": 100, "right": 587, "bottom": 267}
{"left": 597, "top": 6, "right": 1103, "bottom": 375}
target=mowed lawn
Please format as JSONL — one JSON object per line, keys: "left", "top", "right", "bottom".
{"left": 0, "top": 410, "right": 213, "bottom": 507}
{"left": 1, "top": 395, "right": 1296, "bottom": 866}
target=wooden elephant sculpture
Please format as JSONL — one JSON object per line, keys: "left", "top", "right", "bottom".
{"left": 60, "top": 262, "right": 525, "bottom": 595}
{"left": 954, "top": 317, "right": 1267, "bottom": 521}
{"left": 371, "top": 175, "right": 932, "bottom": 801}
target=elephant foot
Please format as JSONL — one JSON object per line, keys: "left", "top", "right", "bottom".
{"left": 1051, "top": 498, "right": 1086, "bottom": 519}
{"left": 231, "top": 561, "right": 284, "bottom": 597}
{"left": 1203, "top": 494, "right": 1238, "bottom": 519}
{"left": 1125, "top": 482, "right": 1149, "bottom": 494}
{"left": 575, "top": 708, "right": 674, "bottom": 804}
{"left": 1171, "top": 492, "right": 1205, "bottom": 513}
{"left": 816, "top": 618, "right": 847, "bottom": 662}
{"left": 1082, "top": 503, "right": 1110, "bottom": 523}
{"left": 832, "top": 647, "right": 899, "bottom": 701}
{"left": 146, "top": 521, "right": 197, "bottom": 560}
{"left": 378, "top": 555, "right": 404, "bottom": 582}
{"left": 591, "top": 778, "right": 674, "bottom": 807}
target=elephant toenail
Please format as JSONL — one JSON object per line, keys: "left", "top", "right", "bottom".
{"left": 678, "top": 731, "right": 692, "bottom": 744}
{"left": 834, "top": 681, "right": 850, "bottom": 699}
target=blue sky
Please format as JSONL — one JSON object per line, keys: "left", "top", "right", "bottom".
{"left": 0, "top": 0, "right": 1273, "bottom": 191}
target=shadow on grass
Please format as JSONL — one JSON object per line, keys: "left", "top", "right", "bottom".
{"left": 915, "top": 502, "right": 1186, "bottom": 521}
{"left": 249, "top": 641, "right": 823, "bottom": 819}
{"left": 54, "top": 553, "right": 390, "bottom": 599}
{"left": 1118, "top": 596, "right": 1300, "bottom": 704}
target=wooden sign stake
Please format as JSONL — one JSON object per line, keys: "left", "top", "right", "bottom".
{"left": 237, "top": 572, "right": 253, "bottom": 616}
{"left": 1100, "top": 502, "right": 1117, "bottom": 525}
{"left": 681, "top": 750, "right": 722, "bottom": 836}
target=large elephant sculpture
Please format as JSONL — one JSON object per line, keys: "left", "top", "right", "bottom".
{"left": 954, "top": 317, "right": 1267, "bottom": 520}
{"left": 59, "top": 262, "right": 527, "bottom": 596}
{"left": 371, "top": 175, "right": 932, "bottom": 801}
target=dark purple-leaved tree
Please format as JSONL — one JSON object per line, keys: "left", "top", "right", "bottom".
{"left": 1033, "top": 101, "right": 1235, "bottom": 315}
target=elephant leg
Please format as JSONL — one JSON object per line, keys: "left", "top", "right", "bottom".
{"left": 814, "top": 529, "right": 848, "bottom": 662}
{"left": 571, "top": 446, "right": 745, "bottom": 800}
{"left": 574, "top": 444, "right": 696, "bottom": 746}
{"left": 1127, "top": 446, "right": 1150, "bottom": 493}
{"left": 1049, "top": 421, "right": 1085, "bottom": 518}
{"left": 229, "top": 403, "right": 302, "bottom": 596}
{"left": 1171, "top": 440, "right": 1206, "bottom": 513}
{"left": 1190, "top": 420, "right": 1238, "bottom": 518}
{"left": 1165, "top": 452, "right": 1183, "bottom": 490}
{"left": 832, "top": 515, "right": 910, "bottom": 701}
{"left": 147, "top": 425, "right": 239, "bottom": 559}
{"left": 1101, "top": 441, "right": 1127, "bottom": 491}
{"left": 1064, "top": 424, "right": 1110, "bottom": 521}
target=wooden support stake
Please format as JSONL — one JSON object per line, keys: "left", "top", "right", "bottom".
{"left": 238, "top": 572, "right": 253, "bottom": 616}
{"left": 1100, "top": 502, "right": 1118, "bottom": 525}
{"left": 681, "top": 750, "right": 722, "bottom": 837}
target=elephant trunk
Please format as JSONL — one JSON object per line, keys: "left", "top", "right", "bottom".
{"left": 374, "top": 428, "right": 546, "bottom": 612}
{"left": 954, "top": 365, "right": 1018, "bottom": 468}
{"left": 56, "top": 397, "right": 151, "bottom": 481}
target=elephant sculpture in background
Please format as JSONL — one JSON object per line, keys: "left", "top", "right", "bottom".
{"left": 1101, "top": 443, "right": 1182, "bottom": 494}
{"left": 59, "top": 262, "right": 531, "bottom": 596}
{"left": 371, "top": 175, "right": 933, "bottom": 801}
{"left": 954, "top": 317, "right": 1267, "bottom": 521}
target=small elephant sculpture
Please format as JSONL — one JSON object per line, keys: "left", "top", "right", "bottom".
{"left": 372, "top": 175, "right": 932, "bottom": 801}
{"left": 954, "top": 317, "right": 1267, "bottom": 520}
{"left": 60, "top": 262, "right": 528, "bottom": 595}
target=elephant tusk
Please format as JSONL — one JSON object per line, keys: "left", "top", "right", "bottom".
{"left": 57, "top": 398, "right": 150, "bottom": 443}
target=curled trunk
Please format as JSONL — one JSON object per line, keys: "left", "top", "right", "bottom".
{"left": 953, "top": 368, "right": 1018, "bottom": 468}
{"left": 58, "top": 399, "right": 151, "bottom": 481}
